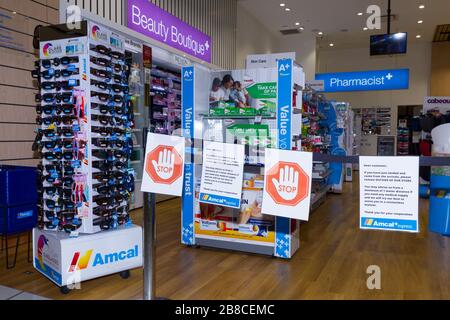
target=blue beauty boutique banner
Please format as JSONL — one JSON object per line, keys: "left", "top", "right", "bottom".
{"left": 315, "top": 69, "right": 409, "bottom": 92}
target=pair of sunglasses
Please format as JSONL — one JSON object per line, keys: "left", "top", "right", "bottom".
{"left": 92, "top": 138, "right": 126, "bottom": 149}
{"left": 37, "top": 115, "right": 76, "bottom": 126}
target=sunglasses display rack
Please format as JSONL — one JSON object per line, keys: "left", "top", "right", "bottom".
{"left": 33, "top": 22, "right": 135, "bottom": 235}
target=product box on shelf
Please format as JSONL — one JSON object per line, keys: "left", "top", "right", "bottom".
{"left": 33, "top": 225, "right": 142, "bottom": 287}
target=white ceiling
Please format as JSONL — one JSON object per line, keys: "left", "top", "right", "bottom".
{"left": 238, "top": 0, "right": 450, "bottom": 48}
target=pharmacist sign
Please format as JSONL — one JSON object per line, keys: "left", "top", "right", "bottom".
{"left": 141, "top": 133, "right": 185, "bottom": 196}
{"left": 127, "top": 0, "right": 211, "bottom": 63}
{"left": 315, "top": 69, "right": 409, "bottom": 92}
{"left": 262, "top": 148, "right": 313, "bottom": 221}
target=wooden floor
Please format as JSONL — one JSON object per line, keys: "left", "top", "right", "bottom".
{"left": 1, "top": 178, "right": 449, "bottom": 300}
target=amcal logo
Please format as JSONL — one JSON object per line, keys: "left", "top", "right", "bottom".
{"left": 42, "top": 43, "right": 62, "bottom": 57}
{"left": 68, "top": 245, "right": 139, "bottom": 272}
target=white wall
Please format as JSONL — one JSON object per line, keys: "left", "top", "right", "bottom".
{"left": 317, "top": 42, "right": 432, "bottom": 108}
{"left": 236, "top": 2, "right": 280, "bottom": 69}
{"left": 279, "top": 33, "right": 317, "bottom": 81}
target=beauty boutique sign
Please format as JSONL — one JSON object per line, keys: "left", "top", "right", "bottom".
{"left": 127, "top": 0, "right": 212, "bottom": 63}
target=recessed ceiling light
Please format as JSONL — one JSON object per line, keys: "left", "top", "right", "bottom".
{"left": 295, "top": 22, "right": 300, "bottom": 26}
{"left": 285, "top": 7, "right": 291, "bottom": 11}
{"left": 280, "top": 3, "right": 286, "bottom": 7}
{"left": 12, "top": 11, "right": 16, "bottom": 14}
{"left": 417, "top": 20, "right": 423, "bottom": 24}
{"left": 416, "top": 35, "right": 422, "bottom": 38}
{"left": 419, "top": 5, "right": 425, "bottom": 9}
{"left": 329, "top": 43, "right": 334, "bottom": 47}
{"left": 357, "top": 12, "right": 363, "bottom": 16}
{"left": 299, "top": 27, "right": 304, "bottom": 31}
{"left": 318, "top": 31, "right": 323, "bottom": 35}
{"left": 363, "top": 27, "right": 368, "bottom": 31}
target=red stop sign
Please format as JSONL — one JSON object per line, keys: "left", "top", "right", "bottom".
{"left": 145, "top": 145, "right": 183, "bottom": 185}
{"left": 265, "top": 161, "right": 309, "bottom": 206}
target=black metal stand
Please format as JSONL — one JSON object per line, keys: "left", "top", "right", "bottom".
{"left": 1, "top": 231, "right": 33, "bottom": 269}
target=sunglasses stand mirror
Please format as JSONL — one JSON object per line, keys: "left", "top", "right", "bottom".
{"left": 32, "top": 21, "right": 143, "bottom": 293}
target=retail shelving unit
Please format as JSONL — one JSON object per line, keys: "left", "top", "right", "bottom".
{"left": 180, "top": 59, "right": 305, "bottom": 258}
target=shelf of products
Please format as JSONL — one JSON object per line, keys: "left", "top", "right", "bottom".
{"left": 150, "top": 66, "right": 181, "bottom": 135}
{"left": 354, "top": 107, "right": 392, "bottom": 135}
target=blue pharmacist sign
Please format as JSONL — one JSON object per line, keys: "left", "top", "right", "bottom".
{"left": 315, "top": 69, "right": 409, "bottom": 92}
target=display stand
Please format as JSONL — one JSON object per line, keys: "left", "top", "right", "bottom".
{"left": 180, "top": 59, "right": 305, "bottom": 258}
{"left": 32, "top": 21, "right": 142, "bottom": 291}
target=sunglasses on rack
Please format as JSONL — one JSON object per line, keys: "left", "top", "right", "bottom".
{"left": 40, "top": 92, "right": 73, "bottom": 103}
{"left": 91, "top": 91, "right": 113, "bottom": 102}
{"left": 91, "top": 67, "right": 112, "bottom": 81}
{"left": 91, "top": 149, "right": 128, "bottom": 160}
{"left": 60, "top": 67, "right": 79, "bottom": 78}
{"left": 61, "top": 222, "right": 82, "bottom": 233}
{"left": 45, "top": 199, "right": 62, "bottom": 209}
{"left": 90, "top": 44, "right": 111, "bottom": 56}
{"left": 91, "top": 138, "right": 126, "bottom": 149}
{"left": 41, "top": 58, "right": 61, "bottom": 69}
{"left": 41, "top": 69, "right": 61, "bottom": 80}
{"left": 92, "top": 160, "right": 127, "bottom": 171}
{"left": 38, "top": 115, "right": 77, "bottom": 126}
{"left": 93, "top": 217, "right": 112, "bottom": 231}
{"left": 40, "top": 139, "right": 74, "bottom": 150}
{"left": 60, "top": 56, "right": 79, "bottom": 65}
{"left": 91, "top": 114, "right": 115, "bottom": 126}
{"left": 90, "top": 56, "right": 111, "bottom": 67}
{"left": 92, "top": 171, "right": 126, "bottom": 183}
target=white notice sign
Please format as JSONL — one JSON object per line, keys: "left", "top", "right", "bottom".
{"left": 262, "top": 148, "right": 313, "bottom": 221}
{"left": 199, "top": 141, "right": 245, "bottom": 209}
{"left": 141, "top": 133, "right": 185, "bottom": 196}
{"left": 359, "top": 156, "right": 419, "bottom": 232}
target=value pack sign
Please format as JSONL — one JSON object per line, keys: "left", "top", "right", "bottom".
{"left": 199, "top": 141, "right": 245, "bottom": 209}
{"left": 127, "top": 0, "right": 211, "bottom": 63}
{"left": 262, "top": 148, "right": 313, "bottom": 221}
{"left": 141, "top": 133, "right": 185, "bottom": 196}
{"left": 359, "top": 156, "right": 419, "bottom": 232}
{"left": 315, "top": 69, "right": 409, "bottom": 92}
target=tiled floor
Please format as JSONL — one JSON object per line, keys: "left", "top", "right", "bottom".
{"left": 0, "top": 285, "right": 49, "bottom": 300}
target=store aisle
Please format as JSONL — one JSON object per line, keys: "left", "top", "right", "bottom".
{"left": 0, "top": 177, "right": 449, "bottom": 300}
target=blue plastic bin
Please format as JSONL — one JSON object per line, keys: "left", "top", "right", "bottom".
{"left": 429, "top": 175, "right": 450, "bottom": 236}
{"left": 0, "top": 165, "right": 38, "bottom": 234}
{"left": 0, "top": 165, "right": 38, "bottom": 206}
{"left": 0, "top": 203, "right": 38, "bottom": 234}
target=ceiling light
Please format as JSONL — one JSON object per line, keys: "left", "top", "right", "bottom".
{"left": 419, "top": 5, "right": 425, "bottom": 9}
{"left": 285, "top": 7, "right": 291, "bottom": 11}
{"left": 280, "top": 3, "right": 286, "bottom": 7}
{"left": 363, "top": 27, "right": 368, "bottom": 31}
{"left": 357, "top": 12, "right": 363, "bottom": 16}
{"left": 318, "top": 31, "right": 323, "bottom": 35}
{"left": 295, "top": 22, "right": 300, "bottom": 26}
{"left": 299, "top": 27, "right": 304, "bottom": 31}
{"left": 12, "top": 11, "right": 16, "bottom": 14}
{"left": 416, "top": 34, "right": 422, "bottom": 38}
{"left": 329, "top": 43, "right": 334, "bottom": 47}
{"left": 417, "top": 20, "right": 423, "bottom": 24}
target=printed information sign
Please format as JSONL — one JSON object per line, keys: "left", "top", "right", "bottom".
{"left": 359, "top": 156, "right": 419, "bottom": 232}
{"left": 199, "top": 141, "right": 245, "bottom": 209}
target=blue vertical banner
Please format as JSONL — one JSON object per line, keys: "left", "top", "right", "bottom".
{"left": 275, "top": 59, "right": 293, "bottom": 258}
{"left": 181, "top": 67, "right": 195, "bottom": 245}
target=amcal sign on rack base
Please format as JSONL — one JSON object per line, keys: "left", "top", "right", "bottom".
{"left": 262, "top": 148, "right": 313, "bottom": 221}
{"left": 127, "top": 0, "right": 211, "bottom": 63}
